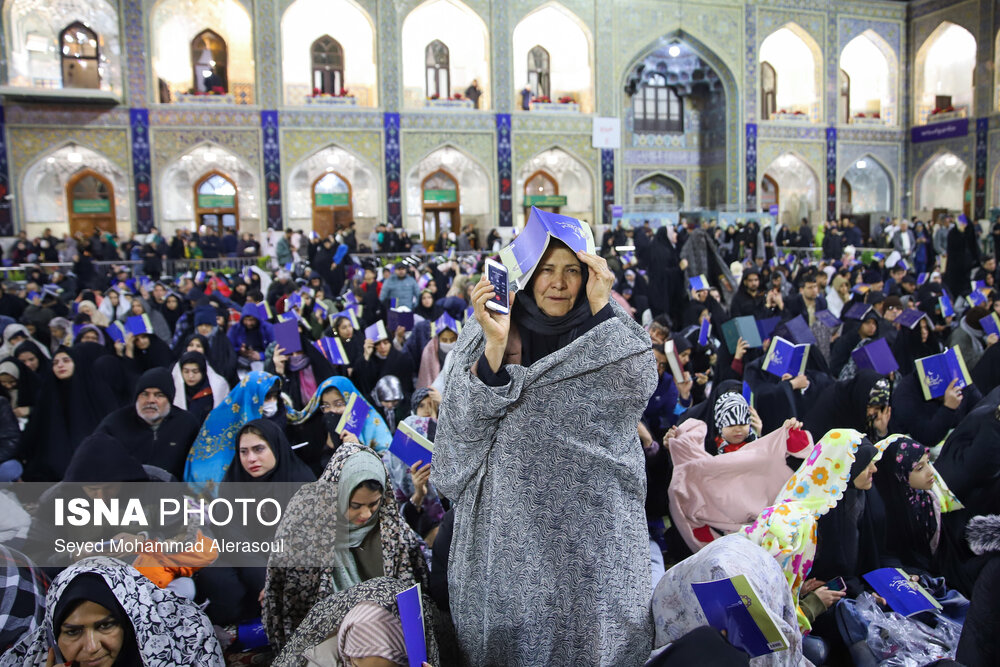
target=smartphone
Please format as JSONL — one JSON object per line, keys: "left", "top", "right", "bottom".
{"left": 826, "top": 577, "right": 846, "bottom": 592}
{"left": 484, "top": 259, "right": 510, "bottom": 314}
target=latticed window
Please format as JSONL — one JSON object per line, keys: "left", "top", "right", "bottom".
{"left": 191, "top": 29, "right": 228, "bottom": 93}
{"left": 312, "top": 35, "right": 344, "bottom": 94}
{"left": 425, "top": 40, "right": 450, "bottom": 98}
{"left": 633, "top": 73, "right": 683, "bottom": 133}
{"left": 60, "top": 22, "right": 100, "bottom": 89}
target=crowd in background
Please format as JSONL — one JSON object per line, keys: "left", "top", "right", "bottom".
{"left": 0, "top": 208, "right": 996, "bottom": 666}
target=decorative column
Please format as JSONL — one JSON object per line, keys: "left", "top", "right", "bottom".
{"left": 261, "top": 110, "right": 282, "bottom": 230}
{"left": 496, "top": 113, "right": 512, "bottom": 227}
{"left": 826, "top": 127, "right": 837, "bottom": 220}
{"left": 129, "top": 109, "right": 154, "bottom": 233}
{"left": 0, "top": 108, "right": 11, "bottom": 235}
{"left": 601, "top": 149, "right": 615, "bottom": 226}
{"left": 975, "top": 118, "right": 988, "bottom": 220}
{"left": 745, "top": 123, "right": 757, "bottom": 210}
{"left": 384, "top": 112, "right": 401, "bottom": 227}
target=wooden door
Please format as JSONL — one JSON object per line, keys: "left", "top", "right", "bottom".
{"left": 67, "top": 169, "right": 116, "bottom": 236}
{"left": 194, "top": 171, "right": 239, "bottom": 234}
{"left": 312, "top": 171, "right": 353, "bottom": 238}
{"left": 524, "top": 170, "right": 560, "bottom": 219}
{"left": 421, "top": 169, "right": 460, "bottom": 248}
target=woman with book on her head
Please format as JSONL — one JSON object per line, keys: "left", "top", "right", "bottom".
{"left": 433, "top": 224, "right": 657, "bottom": 666}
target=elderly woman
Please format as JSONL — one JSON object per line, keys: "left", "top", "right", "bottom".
{"left": 0, "top": 557, "right": 223, "bottom": 665}
{"left": 433, "top": 238, "right": 657, "bottom": 666}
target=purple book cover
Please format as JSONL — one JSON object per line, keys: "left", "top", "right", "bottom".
{"left": 914, "top": 346, "right": 971, "bottom": 400}
{"left": 779, "top": 315, "right": 817, "bottom": 346}
{"left": 335, "top": 394, "right": 370, "bottom": 439}
{"left": 843, "top": 302, "right": 873, "bottom": 321}
{"left": 851, "top": 338, "right": 898, "bottom": 375}
{"left": 274, "top": 319, "right": 302, "bottom": 355}
{"left": 389, "top": 421, "right": 434, "bottom": 469}
{"left": 313, "top": 337, "right": 349, "bottom": 365}
{"left": 698, "top": 318, "right": 710, "bottom": 346}
{"left": 365, "top": 321, "right": 389, "bottom": 342}
{"left": 395, "top": 584, "right": 428, "bottom": 667}
{"left": 863, "top": 568, "right": 941, "bottom": 617}
{"left": 895, "top": 308, "right": 926, "bottom": 329}
{"left": 107, "top": 322, "right": 127, "bottom": 344}
{"left": 388, "top": 308, "right": 415, "bottom": 333}
{"left": 125, "top": 314, "right": 153, "bottom": 336}
{"left": 762, "top": 336, "right": 809, "bottom": 378}
{"left": 334, "top": 244, "right": 349, "bottom": 264}
{"left": 432, "top": 314, "right": 461, "bottom": 338}
{"left": 815, "top": 310, "right": 841, "bottom": 328}
{"left": 755, "top": 316, "right": 780, "bottom": 341}
{"left": 691, "top": 575, "right": 788, "bottom": 657}
{"left": 331, "top": 309, "right": 359, "bottom": 329}
{"left": 938, "top": 293, "right": 955, "bottom": 318}
{"left": 497, "top": 207, "right": 595, "bottom": 290}
{"left": 980, "top": 312, "right": 1000, "bottom": 338}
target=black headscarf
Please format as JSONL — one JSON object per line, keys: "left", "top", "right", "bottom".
{"left": 892, "top": 317, "right": 942, "bottom": 377}
{"left": 12, "top": 340, "right": 50, "bottom": 376}
{"left": 93, "top": 354, "right": 138, "bottom": 408}
{"left": 801, "top": 370, "right": 889, "bottom": 441}
{"left": 63, "top": 433, "right": 148, "bottom": 483}
{"left": 875, "top": 438, "right": 938, "bottom": 571}
{"left": 22, "top": 343, "right": 118, "bottom": 482}
{"left": 221, "top": 418, "right": 315, "bottom": 484}
{"left": 52, "top": 574, "right": 140, "bottom": 665}
{"left": 130, "top": 334, "right": 173, "bottom": 373}
{"left": 811, "top": 438, "right": 884, "bottom": 596}
{"left": 414, "top": 290, "right": 443, "bottom": 321}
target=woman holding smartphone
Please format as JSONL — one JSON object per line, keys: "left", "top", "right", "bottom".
{"left": 433, "top": 237, "right": 658, "bottom": 666}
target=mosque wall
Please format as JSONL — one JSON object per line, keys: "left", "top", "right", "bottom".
{"left": 0, "top": 0, "right": 996, "bottom": 242}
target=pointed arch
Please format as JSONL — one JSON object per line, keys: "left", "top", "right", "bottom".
{"left": 286, "top": 143, "right": 381, "bottom": 230}
{"left": 632, "top": 172, "right": 685, "bottom": 208}
{"left": 913, "top": 21, "right": 976, "bottom": 125}
{"left": 513, "top": 2, "right": 593, "bottom": 111}
{"left": 401, "top": 0, "right": 490, "bottom": 108}
{"left": 913, "top": 150, "right": 970, "bottom": 215}
{"left": 405, "top": 144, "right": 491, "bottom": 239}
{"left": 840, "top": 154, "right": 893, "bottom": 215}
{"left": 516, "top": 146, "right": 595, "bottom": 226}
{"left": 159, "top": 142, "right": 260, "bottom": 232}
{"left": 759, "top": 22, "right": 823, "bottom": 121}
{"left": 840, "top": 29, "right": 898, "bottom": 125}
{"left": 761, "top": 151, "right": 820, "bottom": 225}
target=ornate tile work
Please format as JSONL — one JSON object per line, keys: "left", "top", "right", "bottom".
{"left": 838, "top": 127, "right": 906, "bottom": 143}
{"left": 3, "top": 107, "right": 130, "bottom": 127}
{"left": 492, "top": 0, "right": 512, "bottom": 113}
{"left": 511, "top": 114, "right": 592, "bottom": 133}
{"left": 975, "top": 117, "right": 988, "bottom": 219}
{"left": 837, "top": 142, "right": 901, "bottom": 182}
{"left": 7, "top": 127, "right": 130, "bottom": 176}
{"left": 910, "top": 135, "right": 976, "bottom": 187}
{"left": 630, "top": 167, "right": 688, "bottom": 187}
{"left": 838, "top": 17, "right": 901, "bottom": 54}
{"left": 261, "top": 111, "right": 283, "bottom": 229}
{"left": 623, "top": 149, "right": 711, "bottom": 167}
{"left": 401, "top": 113, "right": 495, "bottom": 130}
{"left": 279, "top": 110, "right": 384, "bottom": 129}
{"left": 746, "top": 123, "right": 757, "bottom": 208}
{"left": 911, "top": 0, "right": 979, "bottom": 41}
{"left": 149, "top": 109, "right": 261, "bottom": 127}
{"left": 826, "top": 127, "right": 836, "bottom": 218}
{"left": 130, "top": 109, "right": 154, "bottom": 233}
{"left": 745, "top": 3, "right": 757, "bottom": 123}
{"left": 0, "top": 109, "right": 14, "bottom": 235}
{"left": 150, "top": 129, "right": 261, "bottom": 174}
{"left": 123, "top": 0, "right": 148, "bottom": 107}
{"left": 757, "top": 140, "right": 825, "bottom": 184}
{"left": 758, "top": 125, "right": 825, "bottom": 140}
{"left": 281, "top": 130, "right": 382, "bottom": 174}
{"left": 601, "top": 148, "right": 614, "bottom": 225}
{"left": 512, "top": 132, "right": 597, "bottom": 170}
{"left": 255, "top": 0, "right": 280, "bottom": 109}
{"left": 380, "top": 1, "right": 400, "bottom": 112}
{"left": 385, "top": 112, "right": 401, "bottom": 226}
{"left": 594, "top": 0, "right": 614, "bottom": 118}
{"left": 497, "top": 114, "right": 512, "bottom": 226}
{"left": 400, "top": 131, "right": 495, "bottom": 181}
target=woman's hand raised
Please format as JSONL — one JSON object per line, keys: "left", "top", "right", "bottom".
{"left": 576, "top": 251, "right": 614, "bottom": 315}
{"left": 473, "top": 275, "right": 514, "bottom": 373}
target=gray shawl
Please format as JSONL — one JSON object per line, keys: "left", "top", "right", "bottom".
{"left": 433, "top": 301, "right": 657, "bottom": 666}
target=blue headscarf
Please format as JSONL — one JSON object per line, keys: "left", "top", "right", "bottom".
{"left": 183, "top": 370, "right": 282, "bottom": 492}
{"left": 288, "top": 376, "right": 392, "bottom": 453}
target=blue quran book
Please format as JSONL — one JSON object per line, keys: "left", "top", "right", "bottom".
{"left": 698, "top": 318, "right": 710, "bottom": 346}
{"left": 762, "top": 336, "right": 809, "bottom": 378}
{"left": 778, "top": 314, "right": 817, "bottom": 346}
{"left": 843, "top": 302, "right": 873, "bottom": 321}
{"left": 273, "top": 319, "right": 302, "bottom": 355}
{"left": 498, "top": 207, "right": 595, "bottom": 291}
{"left": 387, "top": 308, "right": 415, "bottom": 333}
{"left": 917, "top": 273, "right": 929, "bottom": 286}
{"left": 756, "top": 316, "right": 780, "bottom": 341}
{"left": 335, "top": 394, "right": 370, "bottom": 439}
{"left": 971, "top": 280, "right": 988, "bottom": 293}
{"left": 312, "top": 336, "right": 350, "bottom": 365}
{"left": 815, "top": 310, "right": 841, "bottom": 328}
{"left": 980, "top": 312, "right": 1000, "bottom": 339}
{"left": 365, "top": 321, "right": 389, "bottom": 342}
{"left": 895, "top": 308, "right": 926, "bottom": 329}
{"left": 938, "top": 293, "right": 955, "bottom": 318}
{"left": 464, "top": 305, "right": 475, "bottom": 322}
{"left": 689, "top": 275, "right": 710, "bottom": 292}
{"left": 313, "top": 301, "right": 329, "bottom": 321}
{"left": 721, "top": 316, "right": 763, "bottom": 353}
{"left": 418, "top": 273, "right": 433, "bottom": 290}
{"left": 741, "top": 381, "right": 753, "bottom": 408}
{"left": 254, "top": 302, "right": 273, "bottom": 322}
{"left": 395, "top": 584, "right": 428, "bottom": 667}
{"left": 333, "top": 244, "right": 349, "bottom": 264}
{"left": 106, "top": 321, "right": 127, "bottom": 344}
{"left": 914, "top": 346, "right": 972, "bottom": 401}
{"left": 330, "top": 308, "right": 359, "bottom": 329}
{"left": 389, "top": 421, "right": 434, "bottom": 468}
{"left": 691, "top": 575, "right": 789, "bottom": 657}
{"left": 125, "top": 314, "right": 154, "bottom": 336}
{"left": 967, "top": 290, "right": 987, "bottom": 307}
{"left": 285, "top": 292, "right": 303, "bottom": 310}
{"left": 851, "top": 338, "right": 898, "bottom": 376}
{"left": 432, "top": 313, "right": 462, "bottom": 338}
{"left": 276, "top": 311, "right": 300, "bottom": 324}
{"left": 863, "top": 568, "right": 942, "bottom": 617}
{"left": 343, "top": 291, "right": 358, "bottom": 306}
{"left": 26, "top": 291, "right": 40, "bottom": 303}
